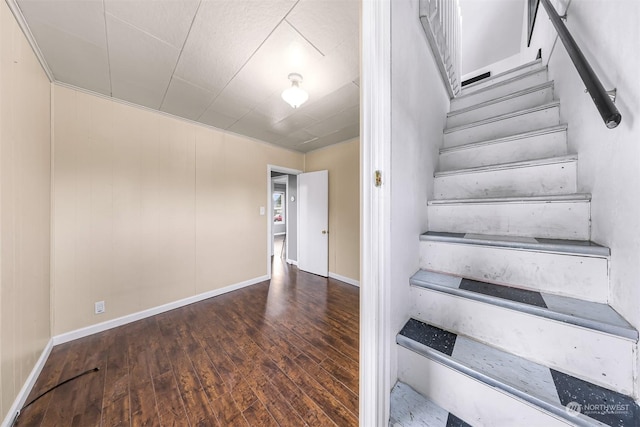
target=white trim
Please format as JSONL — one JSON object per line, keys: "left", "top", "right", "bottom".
{"left": 2, "top": 339, "right": 54, "bottom": 427}
{"left": 4, "top": 0, "right": 54, "bottom": 82}
{"left": 286, "top": 259, "right": 298, "bottom": 266}
{"left": 361, "top": 0, "right": 392, "bottom": 425}
{"left": 329, "top": 272, "right": 360, "bottom": 288}
{"left": 52, "top": 275, "right": 268, "bottom": 345}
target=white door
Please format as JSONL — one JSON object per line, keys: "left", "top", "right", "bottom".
{"left": 298, "top": 170, "right": 328, "bottom": 277}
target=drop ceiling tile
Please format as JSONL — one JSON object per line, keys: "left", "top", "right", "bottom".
{"left": 273, "top": 112, "right": 316, "bottom": 135}
{"left": 252, "top": 90, "right": 300, "bottom": 124}
{"left": 18, "top": 20, "right": 111, "bottom": 94}
{"left": 302, "top": 82, "right": 359, "bottom": 120}
{"left": 305, "top": 104, "right": 359, "bottom": 137}
{"left": 107, "top": 14, "right": 180, "bottom": 108}
{"left": 286, "top": 0, "right": 359, "bottom": 55}
{"left": 161, "top": 77, "right": 217, "bottom": 120}
{"left": 18, "top": 0, "right": 108, "bottom": 47}
{"left": 274, "top": 129, "right": 317, "bottom": 147}
{"left": 198, "top": 109, "right": 237, "bottom": 130}
{"left": 228, "top": 111, "right": 284, "bottom": 143}
{"left": 18, "top": 0, "right": 111, "bottom": 93}
{"left": 104, "top": 0, "right": 199, "bottom": 49}
{"left": 201, "top": 92, "right": 254, "bottom": 121}
{"left": 297, "top": 123, "right": 359, "bottom": 153}
{"left": 174, "top": 0, "right": 296, "bottom": 92}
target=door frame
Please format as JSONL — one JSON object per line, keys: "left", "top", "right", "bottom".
{"left": 361, "top": 0, "right": 392, "bottom": 425}
{"left": 267, "top": 165, "right": 302, "bottom": 279}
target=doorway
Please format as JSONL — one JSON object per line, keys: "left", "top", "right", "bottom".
{"left": 267, "top": 165, "right": 302, "bottom": 279}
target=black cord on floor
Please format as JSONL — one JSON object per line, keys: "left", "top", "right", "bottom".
{"left": 10, "top": 367, "right": 100, "bottom": 427}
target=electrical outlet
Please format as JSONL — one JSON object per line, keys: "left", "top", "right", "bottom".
{"left": 95, "top": 301, "right": 105, "bottom": 314}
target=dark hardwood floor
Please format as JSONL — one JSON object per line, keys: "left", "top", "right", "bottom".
{"left": 16, "top": 257, "right": 359, "bottom": 426}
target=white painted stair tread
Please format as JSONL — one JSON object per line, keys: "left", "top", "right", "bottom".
{"left": 443, "top": 102, "right": 560, "bottom": 148}
{"left": 397, "top": 319, "right": 640, "bottom": 427}
{"left": 427, "top": 194, "right": 591, "bottom": 240}
{"left": 452, "top": 68, "right": 548, "bottom": 111}
{"left": 429, "top": 193, "right": 591, "bottom": 205}
{"left": 438, "top": 125, "right": 568, "bottom": 171}
{"left": 390, "top": 382, "right": 472, "bottom": 427}
{"left": 447, "top": 81, "right": 554, "bottom": 128}
{"left": 435, "top": 155, "right": 577, "bottom": 178}
{"left": 434, "top": 155, "right": 577, "bottom": 199}
{"left": 445, "top": 102, "right": 561, "bottom": 134}
{"left": 461, "top": 59, "right": 542, "bottom": 94}
{"left": 410, "top": 270, "right": 637, "bottom": 340}
{"left": 420, "top": 231, "right": 610, "bottom": 257}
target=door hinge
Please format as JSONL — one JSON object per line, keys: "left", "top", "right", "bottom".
{"left": 374, "top": 170, "right": 382, "bottom": 187}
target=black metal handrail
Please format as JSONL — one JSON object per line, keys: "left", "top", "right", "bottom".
{"left": 540, "top": 0, "right": 621, "bottom": 129}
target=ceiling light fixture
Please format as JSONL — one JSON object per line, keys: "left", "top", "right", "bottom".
{"left": 281, "top": 73, "right": 308, "bottom": 109}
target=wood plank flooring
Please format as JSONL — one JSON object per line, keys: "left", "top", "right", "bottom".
{"left": 16, "top": 259, "right": 359, "bottom": 426}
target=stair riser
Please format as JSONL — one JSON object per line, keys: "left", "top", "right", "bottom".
{"left": 447, "top": 86, "right": 554, "bottom": 128}
{"left": 461, "top": 63, "right": 544, "bottom": 94}
{"left": 419, "top": 241, "right": 609, "bottom": 303}
{"left": 397, "top": 347, "right": 573, "bottom": 427}
{"left": 434, "top": 161, "right": 577, "bottom": 199}
{"left": 452, "top": 70, "right": 548, "bottom": 111}
{"left": 411, "top": 288, "right": 635, "bottom": 394}
{"left": 428, "top": 201, "right": 590, "bottom": 240}
{"left": 444, "top": 106, "right": 560, "bottom": 148}
{"left": 439, "top": 130, "right": 567, "bottom": 171}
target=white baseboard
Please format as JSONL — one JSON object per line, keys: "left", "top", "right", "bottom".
{"left": 286, "top": 259, "right": 298, "bottom": 265}
{"left": 2, "top": 338, "right": 53, "bottom": 427}
{"left": 52, "top": 275, "right": 269, "bottom": 345}
{"left": 329, "top": 272, "right": 360, "bottom": 287}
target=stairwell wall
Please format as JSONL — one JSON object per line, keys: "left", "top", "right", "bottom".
{"left": 526, "top": 0, "right": 640, "bottom": 397}
{"left": 389, "top": 0, "right": 449, "bottom": 391}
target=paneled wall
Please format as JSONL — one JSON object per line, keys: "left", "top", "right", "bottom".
{"left": 52, "top": 85, "right": 304, "bottom": 334}
{"left": 0, "top": 0, "right": 52, "bottom": 418}
{"left": 305, "top": 138, "right": 360, "bottom": 282}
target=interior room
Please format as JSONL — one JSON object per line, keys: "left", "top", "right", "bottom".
{"left": 1, "top": 0, "right": 360, "bottom": 425}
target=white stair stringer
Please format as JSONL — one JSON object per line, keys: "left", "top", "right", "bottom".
{"left": 419, "top": 233, "right": 609, "bottom": 303}
{"left": 439, "top": 125, "right": 568, "bottom": 171}
{"left": 409, "top": 270, "right": 637, "bottom": 394}
{"left": 452, "top": 67, "right": 548, "bottom": 111}
{"left": 434, "top": 155, "right": 577, "bottom": 199}
{"left": 447, "top": 81, "right": 554, "bottom": 128}
{"left": 444, "top": 102, "right": 561, "bottom": 148}
{"left": 428, "top": 194, "right": 591, "bottom": 240}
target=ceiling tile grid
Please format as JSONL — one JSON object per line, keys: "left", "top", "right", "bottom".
{"left": 16, "top": 0, "right": 361, "bottom": 152}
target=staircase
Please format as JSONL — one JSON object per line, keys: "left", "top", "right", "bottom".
{"left": 390, "top": 61, "right": 640, "bottom": 426}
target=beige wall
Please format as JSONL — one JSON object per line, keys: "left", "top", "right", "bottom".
{"left": 305, "top": 138, "right": 360, "bottom": 282}
{"left": 0, "top": 0, "right": 52, "bottom": 419}
{"left": 52, "top": 85, "right": 304, "bottom": 334}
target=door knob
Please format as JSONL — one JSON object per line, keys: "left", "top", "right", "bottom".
{"left": 322, "top": 230, "right": 328, "bottom": 234}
